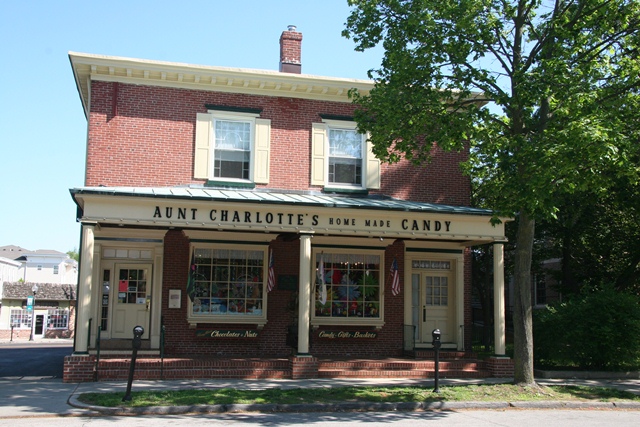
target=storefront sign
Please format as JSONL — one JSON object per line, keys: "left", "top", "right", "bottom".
{"left": 317, "top": 330, "right": 378, "bottom": 339}
{"left": 196, "top": 329, "right": 259, "bottom": 339}
{"left": 150, "top": 205, "right": 453, "bottom": 236}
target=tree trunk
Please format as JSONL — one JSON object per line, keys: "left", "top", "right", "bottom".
{"left": 512, "top": 211, "right": 536, "bottom": 385}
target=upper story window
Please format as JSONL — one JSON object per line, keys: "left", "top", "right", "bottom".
{"left": 194, "top": 107, "right": 271, "bottom": 186}
{"left": 311, "top": 118, "right": 380, "bottom": 191}
{"left": 328, "top": 128, "right": 363, "bottom": 186}
{"left": 214, "top": 119, "right": 251, "bottom": 180}
{"left": 53, "top": 265, "right": 59, "bottom": 275}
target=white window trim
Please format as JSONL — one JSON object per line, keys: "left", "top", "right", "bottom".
{"left": 310, "top": 248, "right": 385, "bottom": 328}
{"left": 311, "top": 119, "right": 380, "bottom": 190}
{"left": 194, "top": 110, "right": 271, "bottom": 184}
{"left": 186, "top": 243, "right": 269, "bottom": 326}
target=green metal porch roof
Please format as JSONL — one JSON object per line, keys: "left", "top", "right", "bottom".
{"left": 70, "top": 186, "right": 494, "bottom": 217}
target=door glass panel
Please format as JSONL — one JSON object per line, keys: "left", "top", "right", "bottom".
{"left": 118, "top": 268, "right": 147, "bottom": 304}
{"left": 412, "top": 274, "right": 420, "bottom": 341}
{"left": 424, "top": 275, "right": 448, "bottom": 306}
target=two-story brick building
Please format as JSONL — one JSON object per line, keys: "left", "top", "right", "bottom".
{"left": 64, "top": 27, "right": 511, "bottom": 382}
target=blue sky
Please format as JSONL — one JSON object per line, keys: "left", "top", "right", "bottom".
{"left": 0, "top": 0, "right": 382, "bottom": 253}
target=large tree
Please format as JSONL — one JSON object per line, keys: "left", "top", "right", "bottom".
{"left": 343, "top": 0, "right": 640, "bottom": 385}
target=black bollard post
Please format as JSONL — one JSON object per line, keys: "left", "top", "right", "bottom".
{"left": 122, "top": 325, "right": 144, "bottom": 402}
{"left": 432, "top": 329, "right": 441, "bottom": 393}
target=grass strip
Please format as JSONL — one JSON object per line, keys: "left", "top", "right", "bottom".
{"left": 77, "top": 384, "right": 640, "bottom": 408}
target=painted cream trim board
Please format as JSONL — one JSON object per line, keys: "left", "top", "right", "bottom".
{"left": 365, "top": 136, "right": 381, "bottom": 190}
{"left": 76, "top": 194, "right": 507, "bottom": 243}
{"left": 253, "top": 118, "right": 271, "bottom": 184}
{"left": 194, "top": 113, "right": 212, "bottom": 179}
{"left": 69, "top": 52, "right": 376, "bottom": 117}
{"left": 311, "top": 123, "right": 328, "bottom": 186}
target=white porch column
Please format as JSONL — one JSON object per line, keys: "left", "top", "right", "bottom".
{"left": 493, "top": 242, "right": 506, "bottom": 356}
{"left": 297, "top": 234, "right": 312, "bottom": 355}
{"left": 74, "top": 224, "right": 95, "bottom": 354}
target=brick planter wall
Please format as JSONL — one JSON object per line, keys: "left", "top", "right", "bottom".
{"left": 486, "top": 357, "right": 515, "bottom": 378}
{"left": 63, "top": 355, "right": 96, "bottom": 383}
{"left": 290, "top": 355, "right": 318, "bottom": 379}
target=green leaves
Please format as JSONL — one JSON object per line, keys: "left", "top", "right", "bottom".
{"left": 344, "top": 0, "right": 640, "bottom": 221}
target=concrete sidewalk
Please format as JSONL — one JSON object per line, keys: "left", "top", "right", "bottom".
{"left": 1, "top": 376, "right": 640, "bottom": 418}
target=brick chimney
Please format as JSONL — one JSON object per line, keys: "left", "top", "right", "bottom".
{"left": 279, "top": 25, "right": 302, "bottom": 74}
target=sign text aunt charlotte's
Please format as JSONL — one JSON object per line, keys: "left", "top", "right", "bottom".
{"left": 152, "top": 206, "right": 452, "bottom": 233}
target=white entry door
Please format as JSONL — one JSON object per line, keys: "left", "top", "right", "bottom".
{"left": 419, "top": 272, "right": 455, "bottom": 344}
{"left": 111, "top": 264, "right": 151, "bottom": 339}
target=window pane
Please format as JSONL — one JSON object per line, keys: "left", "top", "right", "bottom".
{"left": 329, "top": 158, "right": 361, "bottom": 185}
{"left": 191, "top": 247, "right": 265, "bottom": 317}
{"left": 329, "top": 129, "right": 362, "bottom": 157}
{"left": 214, "top": 150, "right": 250, "bottom": 179}
{"left": 48, "top": 309, "right": 69, "bottom": 329}
{"left": 328, "top": 128, "right": 362, "bottom": 185}
{"left": 314, "top": 251, "right": 380, "bottom": 319}
{"left": 214, "top": 120, "right": 251, "bottom": 179}
{"left": 215, "top": 120, "right": 250, "bottom": 150}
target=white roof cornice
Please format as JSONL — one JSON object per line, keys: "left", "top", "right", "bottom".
{"left": 69, "top": 52, "right": 374, "bottom": 117}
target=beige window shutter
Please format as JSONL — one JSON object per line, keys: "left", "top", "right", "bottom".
{"left": 311, "top": 123, "right": 328, "bottom": 186}
{"left": 365, "top": 135, "right": 381, "bottom": 189}
{"left": 253, "top": 118, "right": 271, "bottom": 184}
{"left": 194, "top": 113, "right": 213, "bottom": 179}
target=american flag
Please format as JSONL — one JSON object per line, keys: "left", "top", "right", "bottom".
{"left": 390, "top": 258, "right": 400, "bottom": 296}
{"left": 186, "top": 248, "right": 197, "bottom": 302}
{"left": 267, "top": 250, "right": 275, "bottom": 292}
{"left": 318, "top": 252, "right": 327, "bottom": 305}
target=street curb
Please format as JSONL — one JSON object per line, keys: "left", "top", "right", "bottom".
{"left": 535, "top": 370, "right": 640, "bottom": 380}
{"left": 67, "top": 394, "right": 640, "bottom": 415}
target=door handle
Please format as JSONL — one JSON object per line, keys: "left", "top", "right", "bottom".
{"left": 423, "top": 307, "right": 426, "bottom": 322}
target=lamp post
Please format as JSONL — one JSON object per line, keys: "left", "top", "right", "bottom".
{"left": 29, "top": 284, "right": 38, "bottom": 341}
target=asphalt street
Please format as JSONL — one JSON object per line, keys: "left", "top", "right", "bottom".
{"left": 0, "top": 338, "right": 72, "bottom": 378}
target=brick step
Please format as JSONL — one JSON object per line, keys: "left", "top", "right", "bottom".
{"left": 317, "top": 369, "right": 490, "bottom": 379}
{"left": 318, "top": 359, "right": 487, "bottom": 371}
{"left": 98, "top": 368, "right": 291, "bottom": 381}
{"left": 96, "top": 357, "right": 291, "bottom": 381}
{"left": 99, "top": 357, "right": 290, "bottom": 369}
{"left": 409, "top": 350, "right": 478, "bottom": 360}
{"left": 93, "top": 356, "right": 492, "bottom": 381}
{"left": 317, "top": 358, "right": 489, "bottom": 379}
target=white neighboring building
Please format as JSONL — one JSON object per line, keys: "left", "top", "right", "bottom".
{"left": 0, "top": 256, "right": 21, "bottom": 284}
{"left": 14, "top": 249, "right": 78, "bottom": 285}
{"left": 0, "top": 245, "right": 77, "bottom": 340}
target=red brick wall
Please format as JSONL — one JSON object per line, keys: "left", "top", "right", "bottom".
{"left": 63, "top": 355, "right": 96, "bottom": 382}
{"left": 86, "top": 82, "right": 470, "bottom": 206}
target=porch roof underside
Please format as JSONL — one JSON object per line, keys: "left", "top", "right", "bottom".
{"left": 70, "top": 186, "right": 494, "bottom": 216}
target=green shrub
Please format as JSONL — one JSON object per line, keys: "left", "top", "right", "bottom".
{"left": 534, "top": 286, "right": 640, "bottom": 370}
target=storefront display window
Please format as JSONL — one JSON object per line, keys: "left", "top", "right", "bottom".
{"left": 313, "top": 251, "right": 382, "bottom": 323}
{"left": 189, "top": 247, "right": 265, "bottom": 321}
